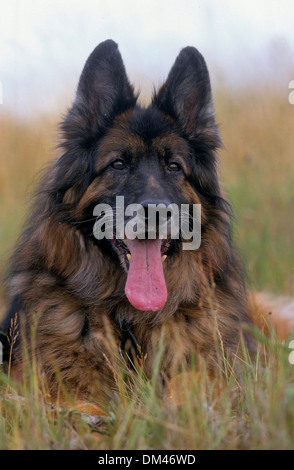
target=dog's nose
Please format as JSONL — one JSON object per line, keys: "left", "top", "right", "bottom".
{"left": 140, "top": 199, "right": 172, "bottom": 222}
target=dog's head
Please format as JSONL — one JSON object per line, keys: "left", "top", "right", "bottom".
{"left": 53, "top": 40, "right": 226, "bottom": 312}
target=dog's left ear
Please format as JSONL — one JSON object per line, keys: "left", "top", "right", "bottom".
{"left": 61, "top": 40, "right": 137, "bottom": 145}
{"left": 153, "top": 47, "right": 220, "bottom": 148}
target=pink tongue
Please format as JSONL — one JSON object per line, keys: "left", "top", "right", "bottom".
{"left": 125, "top": 238, "right": 167, "bottom": 311}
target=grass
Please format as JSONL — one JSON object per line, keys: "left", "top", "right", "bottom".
{"left": 0, "top": 84, "right": 294, "bottom": 449}
{"left": 1, "top": 326, "right": 294, "bottom": 450}
{"left": 215, "top": 85, "right": 294, "bottom": 293}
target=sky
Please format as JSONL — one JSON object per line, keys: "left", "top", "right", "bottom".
{"left": 0, "top": 0, "right": 294, "bottom": 115}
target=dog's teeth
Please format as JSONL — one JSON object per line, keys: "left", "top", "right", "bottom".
{"left": 127, "top": 254, "right": 131, "bottom": 262}
{"left": 161, "top": 255, "right": 167, "bottom": 263}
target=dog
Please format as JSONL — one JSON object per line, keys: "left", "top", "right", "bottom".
{"left": 1, "top": 40, "right": 292, "bottom": 410}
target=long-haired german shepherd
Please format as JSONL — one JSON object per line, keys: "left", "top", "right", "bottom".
{"left": 2, "top": 40, "right": 287, "bottom": 408}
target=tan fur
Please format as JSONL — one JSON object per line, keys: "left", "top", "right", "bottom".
{"left": 249, "top": 292, "right": 294, "bottom": 341}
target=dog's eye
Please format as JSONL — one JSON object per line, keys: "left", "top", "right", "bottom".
{"left": 167, "top": 162, "right": 181, "bottom": 172}
{"left": 110, "top": 159, "right": 125, "bottom": 170}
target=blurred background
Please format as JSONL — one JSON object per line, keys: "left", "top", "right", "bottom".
{"left": 1, "top": 0, "right": 294, "bottom": 311}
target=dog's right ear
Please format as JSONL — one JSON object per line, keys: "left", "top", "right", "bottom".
{"left": 153, "top": 46, "right": 220, "bottom": 150}
{"left": 61, "top": 40, "right": 137, "bottom": 146}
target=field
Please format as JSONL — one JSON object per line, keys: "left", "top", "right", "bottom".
{"left": 0, "top": 84, "right": 294, "bottom": 449}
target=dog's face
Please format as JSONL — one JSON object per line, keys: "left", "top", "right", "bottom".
{"left": 55, "top": 40, "right": 224, "bottom": 312}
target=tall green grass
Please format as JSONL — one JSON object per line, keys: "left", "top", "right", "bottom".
{"left": 215, "top": 86, "right": 294, "bottom": 293}
{"left": 1, "top": 325, "right": 294, "bottom": 449}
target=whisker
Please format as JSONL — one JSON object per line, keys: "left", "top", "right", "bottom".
{"left": 71, "top": 217, "right": 98, "bottom": 225}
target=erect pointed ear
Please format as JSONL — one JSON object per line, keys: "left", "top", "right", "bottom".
{"left": 61, "top": 40, "right": 137, "bottom": 146}
{"left": 153, "top": 47, "right": 220, "bottom": 149}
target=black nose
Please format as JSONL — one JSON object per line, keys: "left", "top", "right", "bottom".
{"left": 140, "top": 199, "right": 172, "bottom": 221}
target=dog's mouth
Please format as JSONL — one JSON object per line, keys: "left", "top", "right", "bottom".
{"left": 113, "top": 236, "right": 171, "bottom": 312}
